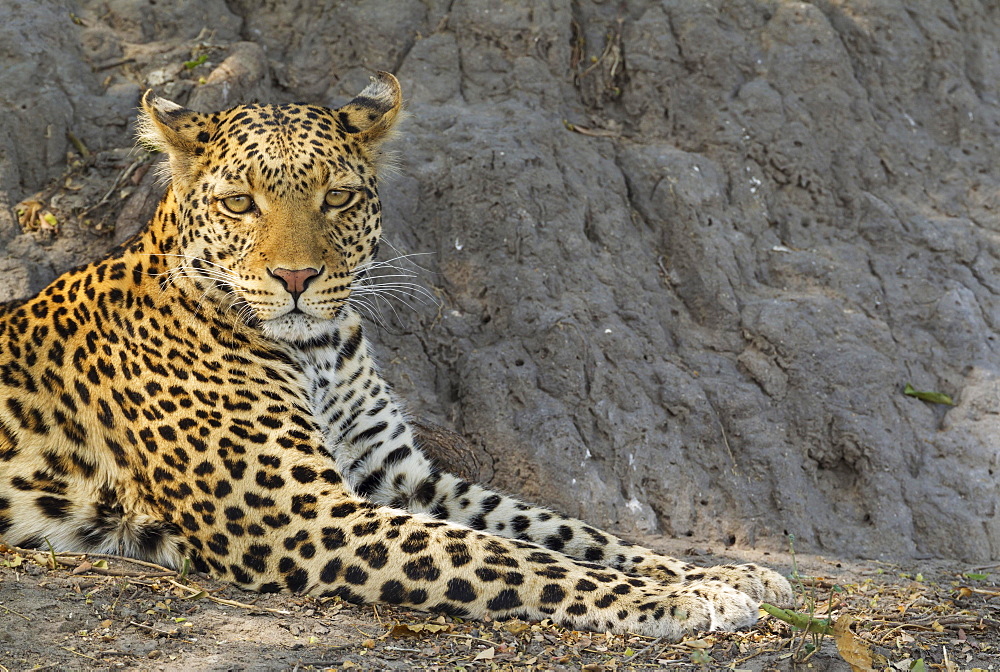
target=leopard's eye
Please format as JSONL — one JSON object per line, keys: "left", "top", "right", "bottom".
{"left": 221, "top": 195, "right": 254, "bottom": 214}
{"left": 325, "top": 190, "right": 355, "bottom": 208}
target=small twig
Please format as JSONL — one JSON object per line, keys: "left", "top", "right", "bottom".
{"left": 84, "top": 552, "right": 178, "bottom": 572}
{"left": 127, "top": 620, "right": 197, "bottom": 643}
{"left": 960, "top": 585, "right": 1000, "bottom": 597}
{"left": 66, "top": 132, "right": 91, "bottom": 158}
{"left": 562, "top": 121, "right": 620, "bottom": 138}
{"left": 166, "top": 578, "right": 291, "bottom": 615}
{"left": 93, "top": 57, "right": 136, "bottom": 72}
{"left": 965, "top": 563, "right": 1000, "bottom": 572}
{"left": 625, "top": 636, "right": 664, "bottom": 661}
{"left": 909, "top": 614, "right": 989, "bottom": 627}
{"left": 55, "top": 555, "right": 176, "bottom": 578}
{"left": 440, "top": 632, "right": 501, "bottom": 647}
{"left": 7, "top": 547, "right": 180, "bottom": 578}
{"left": 730, "top": 644, "right": 789, "bottom": 666}
{"left": 98, "top": 568, "right": 176, "bottom": 578}
{"left": 81, "top": 159, "right": 144, "bottom": 215}
{"left": 797, "top": 577, "right": 839, "bottom": 589}
{"left": 0, "top": 602, "right": 31, "bottom": 621}
{"left": 59, "top": 646, "right": 102, "bottom": 663}
{"left": 109, "top": 578, "right": 132, "bottom": 616}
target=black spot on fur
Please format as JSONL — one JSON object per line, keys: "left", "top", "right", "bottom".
{"left": 320, "top": 558, "right": 342, "bottom": 583}
{"left": 380, "top": 579, "right": 407, "bottom": 604}
{"left": 355, "top": 541, "right": 389, "bottom": 569}
{"left": 344, "top": 565, "right": 369, "bottom": 584}
{"left": 444, "top": 578, "right": 476, "bottom": 603}
{"left": 541, "top": 583, "right": 567, "bottom": 604}
{"left": 36, "top": 496, "right": 71, "bottom": 519}
{"left": 486, "top": 589, "right": 522, "bottom": 612}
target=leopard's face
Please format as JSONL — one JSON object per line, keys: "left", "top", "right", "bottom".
{"left": 176, "top": 104, "right": 383, "bottom": 343}
{"left": 140, "top": 74, "right": 402, "bottom": 343}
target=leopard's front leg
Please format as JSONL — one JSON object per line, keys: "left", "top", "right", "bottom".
{"left": 392, "top": 469, "right": 792, "bottom": 606}
{"left": 306, "top": 309, "right": 792, "bottom": 608}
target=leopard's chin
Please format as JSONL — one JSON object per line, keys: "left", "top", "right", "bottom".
{"left": 259, "top": 311, "right": 342, "bottom": 345}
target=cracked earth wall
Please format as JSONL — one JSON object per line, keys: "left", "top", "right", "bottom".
{"left": 1, "top": 0, "right": 999, "bottom": 561}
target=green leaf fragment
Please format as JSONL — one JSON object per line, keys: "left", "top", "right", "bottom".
{"left": 903, "top": 383, "right": 954, "bottom": 406}
{"left": 964, "top": 573, "right": 989, "bottom": 580}
{"left": 184, "top": 54, "right": 209, "bottom": 69}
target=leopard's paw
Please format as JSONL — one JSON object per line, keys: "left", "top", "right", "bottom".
{"left": 673, "top": 579, "right": 761, "bottom": 632}
{"left": 588, "top": 579, "right": 759, "bottom": 639}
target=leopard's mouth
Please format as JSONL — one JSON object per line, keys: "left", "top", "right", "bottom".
{"left": 257, "top": 306, "right": 347, "bottom": 344}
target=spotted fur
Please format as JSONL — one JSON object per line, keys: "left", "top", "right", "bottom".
{"left": 0, "top": 73, "right": 791, "bottom": 639}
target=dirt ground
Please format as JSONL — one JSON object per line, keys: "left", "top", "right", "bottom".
{"left": 2, "top": 538, "right": 997, "bottom": 671}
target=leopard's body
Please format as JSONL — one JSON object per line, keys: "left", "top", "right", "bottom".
{"left": 0, "top": 73, "right": 791, "bottom": 639}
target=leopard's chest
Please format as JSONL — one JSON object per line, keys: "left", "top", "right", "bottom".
{"left": 286, "top": 343, "right": 363, "bottom": 473}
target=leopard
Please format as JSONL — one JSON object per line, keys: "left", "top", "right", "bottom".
{"left": 0, "top": 71, "right": 791, "bottom": 639}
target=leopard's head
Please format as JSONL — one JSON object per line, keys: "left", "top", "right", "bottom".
{"left": 139, "top": 72, "right": 403, "bottom": 343}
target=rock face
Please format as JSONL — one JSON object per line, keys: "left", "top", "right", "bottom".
{"left": 2, "top": 0, "right": 998, "bottom": 561}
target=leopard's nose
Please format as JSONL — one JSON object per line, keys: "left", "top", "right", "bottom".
{"left": 269, "top": 267, "right": 321, "bottom": 299}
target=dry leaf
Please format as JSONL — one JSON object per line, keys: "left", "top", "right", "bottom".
{"left": 72, "top": 561, "right": 93, "bottom": 575}
{"left": 833, "top": 615, "right": 874, "bottom": 672}
{"left": 16, "top": 200, "right": 43, "bottom": 230}
{"left": 31, "top": 553, "right": 58, "bottom": 570}
{"left": 473, "top": 646, "right": 495, "bottom": 661}
{"left": 685, "top": 638, "right": 713, "bottom": 649}
{"left": 389, "top": 621, "right": 453, "bottom": 638}
{"left": 503, "top": 619, "right": 531, "bottom": 635}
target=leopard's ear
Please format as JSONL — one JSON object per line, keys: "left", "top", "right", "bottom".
{"left": 335, "top": 71, "right": 403, "bottom": 145}
{"left": 137, "top": 91, "right": 211, "bottom": 184}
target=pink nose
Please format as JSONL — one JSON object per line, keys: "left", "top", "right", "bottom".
{"left": 270, "top": 267, "right": 320, "bottom": 297}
